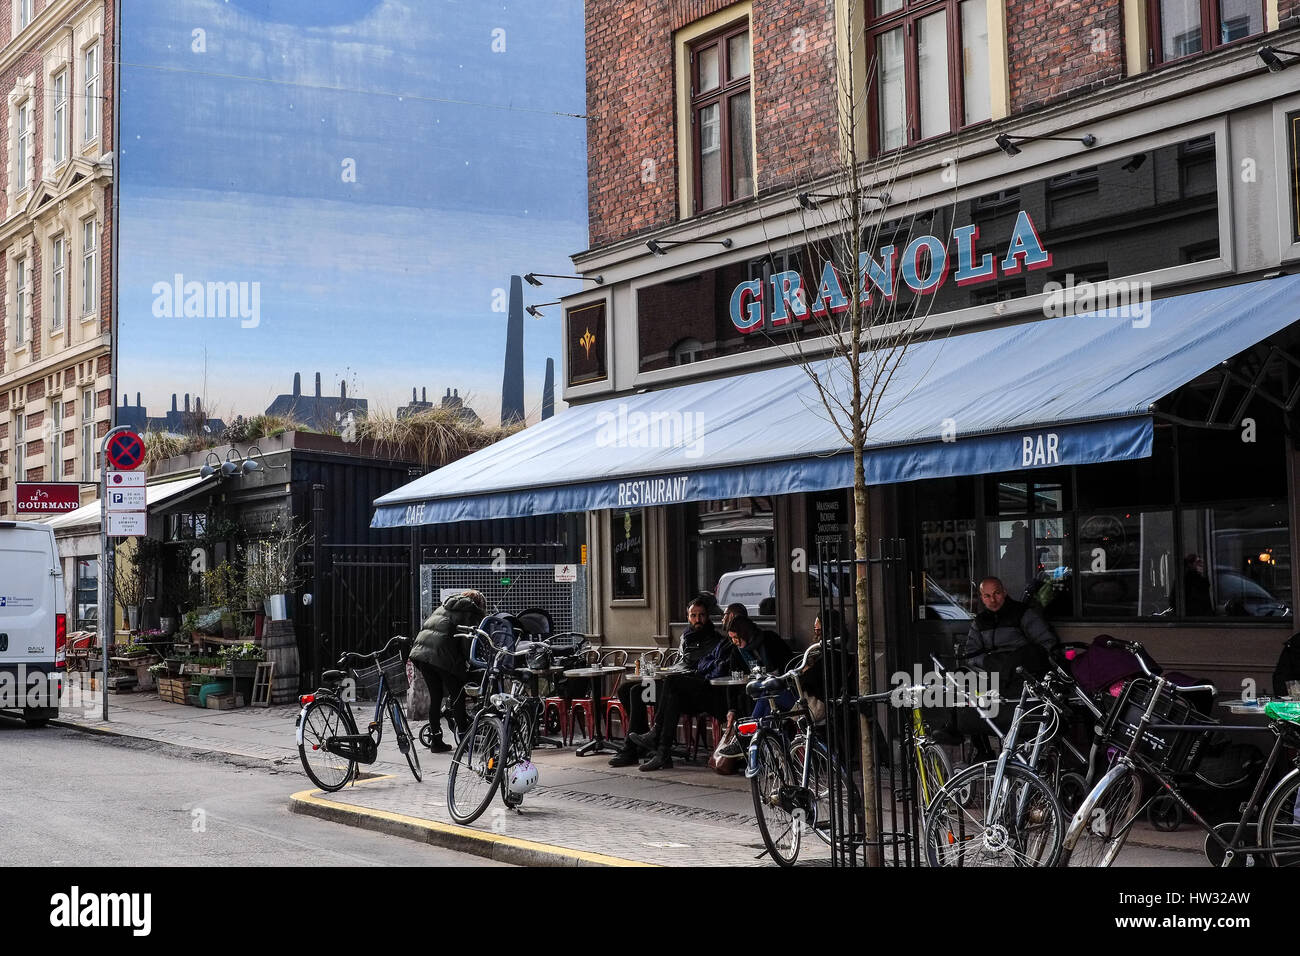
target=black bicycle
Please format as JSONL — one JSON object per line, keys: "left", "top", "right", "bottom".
{"left": 296, "top": 635, "right": 422, "bottom": 791}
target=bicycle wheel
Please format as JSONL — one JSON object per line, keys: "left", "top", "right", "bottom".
{"left": 924, "top": 762, "right": 1065, "bottom": 867}
{"left": 388, "top": 698, "right": 422, "bottom": 782}
{"left": 1057, "top": 771, "right": 1089, "bottom": 815}
{"left": 297, "top": 699, "right": 357, "bottom": 792}
{"left": 1259, "top": 768, "right": 1300, "bottom": 868}
{"left": 1059, "top": 768, "right": 1142, "bottom": 867}
{"left": 751, "top": 735, "right": 801, "bottom": 866}
{"left": 790, "top": 735, "right": 857, "bottom": 841}
{"left": 916, "top": 743, "right": 953, "bottom": 812}
{"left": 447, "top": 714, "right": 504, "bottom": 825}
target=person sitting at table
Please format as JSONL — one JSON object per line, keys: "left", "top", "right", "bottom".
{"left": 627, "top": 611, "right": 736, "bottom": 772}
{"left": 727, "top": 614, "right": 795, "bottom": 721}
{"left": 608, "top": 595, "right": 721, "bottom": 767}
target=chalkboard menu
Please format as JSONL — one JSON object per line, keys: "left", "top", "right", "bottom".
{"left": 806, "top": 490, "right": 850, "bottom": 596}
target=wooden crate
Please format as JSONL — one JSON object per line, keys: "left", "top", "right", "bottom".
{"left": 158, "top": 678, "right": 188, "bottom": 704}
{"left": 206, "top": 693, "right": 236, "bottom": 711}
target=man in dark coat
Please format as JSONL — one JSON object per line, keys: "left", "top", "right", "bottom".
{"left": 963, "top": 576, "right": 1058, "bottom": 673}
{"left": 409, "top": 590, "right": 487, "bottom": 751}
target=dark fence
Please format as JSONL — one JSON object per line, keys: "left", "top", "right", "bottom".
{"left": 816, "top": 537, "right": 921, "bottom": 867}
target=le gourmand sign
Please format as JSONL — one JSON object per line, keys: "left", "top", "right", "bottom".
{"left": 16, "top": 482, "right": 82, "bottom": 514}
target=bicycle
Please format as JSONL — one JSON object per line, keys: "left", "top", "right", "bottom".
{"left": 445, "top": 624, "right": 550, "bottom": 825}
{"left": 296, "top": 635, "right": 422, "bottom": 791}
{"left": 741, "top": 644, "right": 860, "bottom": 866}
{"left": 1061, "top": 638, "right": 1300, "bottom": 867}
{"left": 922, "top": 673, "right": 1067, "bottom": 867}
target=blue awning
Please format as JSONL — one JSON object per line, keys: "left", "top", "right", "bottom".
{"left": 373, "top": 274, "right": 1300, "bottom": 528}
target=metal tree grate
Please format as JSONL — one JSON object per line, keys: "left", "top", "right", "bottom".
{"left": 420, "top": 563, "right": 588, "bottom": 633}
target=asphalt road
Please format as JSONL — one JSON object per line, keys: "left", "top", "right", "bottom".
{"left": 0, "top": 717, "right": 506, "bottom": 867}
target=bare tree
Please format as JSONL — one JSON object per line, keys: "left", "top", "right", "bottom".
{"left": 754, "top": 6, "right": 961, "bottom": 865}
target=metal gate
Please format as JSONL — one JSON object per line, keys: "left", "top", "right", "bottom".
{"left": 816, "top": 537, "right": 920, "bottom": 867}
{"left": 419, "top": 547, "right": 588, "bottom": 633}
{"left": 317, "top": 543, "right": 413, "bottom": 669}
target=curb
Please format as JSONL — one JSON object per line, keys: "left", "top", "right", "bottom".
{"left": 289, "top": 781, "right": 655, "bottom": 867}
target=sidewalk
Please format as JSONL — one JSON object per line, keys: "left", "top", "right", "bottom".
{"left": 53, "top": 678, "right": 1206, "bottom": 867}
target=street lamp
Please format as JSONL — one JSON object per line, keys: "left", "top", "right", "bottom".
{"left": 995, "top": 132, "right": 1097, "bottom": 157}
{"left": 523, "top": 272, "right": 603, "bottom": 286}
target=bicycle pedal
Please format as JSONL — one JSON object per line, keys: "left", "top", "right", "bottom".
{"left": 367, "top": 721, "right": 380, "bottom": 733}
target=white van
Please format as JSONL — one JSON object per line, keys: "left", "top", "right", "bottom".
{"left": 0, "top": 521, "right": 67, "bottom": 726}
{"left": 715, "top": 567, "right": 843, "bottom": 622}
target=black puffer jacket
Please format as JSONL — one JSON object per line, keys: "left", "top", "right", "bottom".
{"left": 963, "top": 597, "right": 1058, "bottom": 670}
{"left": 409, "top": 593, "right": 486, "bottom": 678}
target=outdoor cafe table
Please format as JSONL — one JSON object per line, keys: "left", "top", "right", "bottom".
{"left": 562, "top": 665, "right": 626, "bottom": 756}
{"left": 515, "top": 665, "right": 567, "bottom": 748}
{"left": 709, "top": 674, "right": 753, "bottom": 716}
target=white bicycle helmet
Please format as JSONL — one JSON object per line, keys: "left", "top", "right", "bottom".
{"left": 506, "top": 759, "right": 539, "bottom": 796}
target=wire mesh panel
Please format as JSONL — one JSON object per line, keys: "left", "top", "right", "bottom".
{"left": 420, "top": 563, "right": 588, "bottom": 633}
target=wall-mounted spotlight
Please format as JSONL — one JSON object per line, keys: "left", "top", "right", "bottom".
{"left": 198, "top": 452, "right": 222, "bottom": 479}
{"left": 526, "top": 301, "right": 560, "bottom": 318}
{"left": 796, "top": 191, "right": 890, "bottom": 211}
{"left": 523, "top": 272, "right": 604, "bottom": 286}
{"left": 645, "top": 237, "right": 733, "bottom": 257}
{"left": 1259, "top": 45, "right": 1300, "bottom": 72}
{"left": 995, "top": 132, "right": 1097, "bottom": 157}
{"left": 1120, "top": 153, "right": 1147, "bottom": 173}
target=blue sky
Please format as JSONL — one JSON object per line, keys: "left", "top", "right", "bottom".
{"left": 119, "top": 0, "right": 587, "bottom": 424}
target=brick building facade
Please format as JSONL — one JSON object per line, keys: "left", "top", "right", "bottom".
{"left": 0, "top": 0, "right": 114, "bottom": 516}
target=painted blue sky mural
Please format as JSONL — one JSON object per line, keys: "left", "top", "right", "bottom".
{"left": 119, "top": 0, "right": 587, "bottom": 426}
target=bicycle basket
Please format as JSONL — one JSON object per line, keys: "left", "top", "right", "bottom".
{"left": 352, "top": 653, "right": 409, "bottom": 697}
{"left": 1102, "top": 678, "right": 1215, "bottom": 774}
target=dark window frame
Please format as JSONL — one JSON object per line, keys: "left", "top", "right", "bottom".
{"left": 1145, "top": 0, "right": 1265, "bottom": 68}
{"left": 688, "top": 21, "right": 754, "bottom": 215}
{"left": 866, "top": 0, "right": 990, "bottom": 154}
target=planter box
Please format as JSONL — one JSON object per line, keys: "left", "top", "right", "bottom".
{"left": 206, "top": 693, "right": 236, "bottom": 710}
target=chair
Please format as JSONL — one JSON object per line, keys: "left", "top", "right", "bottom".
{"left": 569, "top": 649, "right": 626, "bottom": 743}
{"left": 560, "top": 649, "right": 606, "bottom": 743}
{"left": 601, "top": 650, "right": 630, "bottom": 738}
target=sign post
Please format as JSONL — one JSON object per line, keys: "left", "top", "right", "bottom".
{"left": 98, "top": 426, "right": 146, "bottom": 720}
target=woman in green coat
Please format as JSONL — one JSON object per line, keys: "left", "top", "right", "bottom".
{"left": 410, "top": 590, "right": 487, "bottom": 751}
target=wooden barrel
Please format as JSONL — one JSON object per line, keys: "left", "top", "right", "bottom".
{"left": 262, "top": 620, "right": 301, "bottom": 704}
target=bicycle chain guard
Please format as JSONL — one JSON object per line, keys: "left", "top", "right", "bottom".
{"left": 326, "top": 733, "right": 378, "bottom": 764}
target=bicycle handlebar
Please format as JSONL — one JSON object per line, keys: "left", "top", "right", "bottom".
{"left": 337, "top": 634, "right": 410, "bottom": 670}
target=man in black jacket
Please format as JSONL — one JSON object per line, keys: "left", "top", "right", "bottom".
{"left": 963, "top": 576, "right": 1058, "bottom": 673}
{"left": 608, "top": 595, "right": 722, "bottom": 767}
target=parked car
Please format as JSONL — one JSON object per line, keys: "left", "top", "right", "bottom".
{"left": 714, "top": 567, "right": 843, "bottom": 624}
{"left": 0, "top": 521, "right": 67, "bottom": 726}
{"left": 1216, "top": 570, "right": 1291, "bottom": 618}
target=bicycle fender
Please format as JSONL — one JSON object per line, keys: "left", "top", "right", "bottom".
{"left": 295, "top": 705, "right": 308, "bottom": 746}
{"left": 1063, "top": 761, "right": 1131, "bottom": 851}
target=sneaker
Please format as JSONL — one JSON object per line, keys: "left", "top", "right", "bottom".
{"left": 607, "top": 748, "right": 639, "bottom": 768}
{"left": 427, "top": 736, "right": 453, "bottom": 754}
{"left": 627, "top": 731, "right": 657, "bottom": 753}
{"left": 639, "top": 752, "right": 674, "bottom": 772}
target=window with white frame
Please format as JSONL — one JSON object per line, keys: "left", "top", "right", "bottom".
{"left": 81, "top": 388, "right": 93, "bottom": 481}
{"left": 15, "top": 413, "right": 26, "bottom": 483}
{"left": 52, "top": 395, "right": 62, "bottom": 432}
{"left": 14, "top": 256, "right": 29, "bottom": 346}
{"left": 81, "top": 219, "right": 96, "bottom": 315}
{"left": 18, "top": 0, "right": 33, "bottom": 31}
{"left": 1147, "top": 0, "right": 1264, "bottom": 65}
{"left": 51, "top": 234, "right": 65, "bottom": 330}
{"left": 51, "top": 70, "right": 67, "bottom": 167}
{"left": 16, "top": 98, "right": 33, "bottom": 190}
{"left": 83, "top": 43, "right": 100, "bottom": 144}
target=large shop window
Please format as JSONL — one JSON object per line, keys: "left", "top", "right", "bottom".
{"left": 868, "top": 0, "right": 991, "bottom": 153}
{"left": 913, "top": 423, "right": 1292, "bottom": 622}
{"left": 1147, "top": 0, "right": 1264, "bottom": 66}
{"left": 612, "top": 509, "right": 645, "bottom": 600}
{"left": 689, "top": 24, "right": 754, "bottom": 213}
{"left": 636, "top": 137, "right": 1219, "bottom": 373}
{"left": 75, "top": 557, "right": 99, "bottom": 631}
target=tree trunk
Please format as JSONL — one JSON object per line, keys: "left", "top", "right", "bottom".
{"left": 854, "top": 445, "right": 880, "bottom": 866}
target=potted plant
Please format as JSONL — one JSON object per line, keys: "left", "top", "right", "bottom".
{"left": 115, "top": 551, "right": 149, "bottom": 633}
{"left": 203, "top": 562, "right": 242, "bottom": 639}
{"left": 220, "top": 641, "right": 264, "bottom": 677}
{"left": 251, "top": 518, "right": 307, "bottom": 622}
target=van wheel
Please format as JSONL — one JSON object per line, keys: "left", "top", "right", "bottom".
{"left": 23, "top": 708, "right": 52, "bottom": 728}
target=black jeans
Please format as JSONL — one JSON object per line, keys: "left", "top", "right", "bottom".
{"left": 414, "top": 661, "right": 468, "bottom": 739}
{"left": 649, "top": 676, "right": 726, "bottom": 754}
{"left": 616, "top": 679, "right": 655, "bottom": 742}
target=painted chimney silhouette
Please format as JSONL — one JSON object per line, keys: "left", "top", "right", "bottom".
{"left": 315, "top": 373, "right": 321, "bottom": 398}
{"left": 293, "top": 372, "right": 301, "bottom": 397}
{"left": 171, "top": 394, "right": 177, "bottom": 412}
{"left": 136, "top": 392, "right": 141, "bottom": 407}
{"left": 340, "top": 380, "right": 347, "bottom": 401}
{"left": 421, "top": 387, "right": 427, "bottom": 403}
{"left": 184, "top": 394, "right": 190, "bottom": 413}
{"left": 542, "top": 357, "right": 555, "bottom": 420}
{"left": 500, "top": 275, "right": 525, "bottom": 425}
